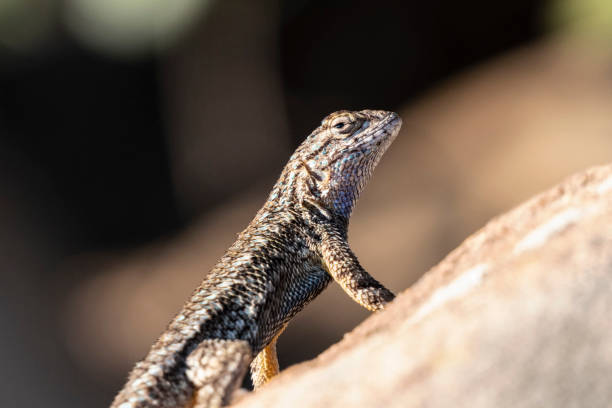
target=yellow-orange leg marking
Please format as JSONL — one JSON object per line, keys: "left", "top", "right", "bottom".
{"left": 250, "top": 325, "right": 287, "bottom": 388}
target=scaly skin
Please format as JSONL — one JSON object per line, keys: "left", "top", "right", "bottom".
{"left": 111, "top": 109, "right": 402, "bottom": 408}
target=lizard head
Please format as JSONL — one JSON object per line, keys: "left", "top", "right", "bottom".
{"left": 270, "top": 109, "right": 401, "bottom": 219}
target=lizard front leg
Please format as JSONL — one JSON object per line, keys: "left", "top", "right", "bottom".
{"left": 320, "top": 226, "right": 395, "bottom": 311}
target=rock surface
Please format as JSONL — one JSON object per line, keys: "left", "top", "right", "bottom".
{"left": 233, "top": 164, "right": 612, "bottom": 408}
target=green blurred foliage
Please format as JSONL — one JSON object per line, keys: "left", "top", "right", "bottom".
{"left": 0, "top": 0, "right": 55, "bottom": 50}
{"left": 549, "top": 0, "right": 612, "bottom": 38}
{"left": 0, "top": 0, "right": 212, "bottom": 56}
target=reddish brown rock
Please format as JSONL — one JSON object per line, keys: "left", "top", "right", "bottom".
{"left": 233, "top": 164, "right": 612, "bottom": 408}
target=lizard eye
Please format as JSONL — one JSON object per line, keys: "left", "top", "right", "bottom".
{"left": 330, "top": 116, "right": 355, "bottom": 135}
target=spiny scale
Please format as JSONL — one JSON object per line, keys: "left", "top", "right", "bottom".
{"left": 111, "top": 109, "right": 402, "bottom": 408}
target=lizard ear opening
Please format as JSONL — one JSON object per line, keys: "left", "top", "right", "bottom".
{"left": 301, "top": 198, "right": 332, "bottom": 221}
{"left": 300, "top": 159, "right": 322, "bottom": 181}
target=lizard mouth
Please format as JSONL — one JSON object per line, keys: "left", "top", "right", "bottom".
{"left": 382, "top": 112, "right": 402, "bottom": 137}
{"left": 348, "top": 111, "right": 401, "bottom": 154}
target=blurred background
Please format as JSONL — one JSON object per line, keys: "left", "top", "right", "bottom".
{"left": 1, "top": 0, "right": 611, "bottom": 406}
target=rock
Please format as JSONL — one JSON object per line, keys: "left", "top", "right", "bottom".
{"left": 234, "top": 164, "right": 612, "bottom": 408}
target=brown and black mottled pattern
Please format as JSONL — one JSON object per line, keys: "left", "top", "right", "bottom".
{"left": 111, "top": 109, "right": 402, "bottom": 408}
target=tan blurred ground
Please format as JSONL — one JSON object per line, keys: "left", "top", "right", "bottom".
{"left": 63, "top": 35, "right": 612, "bottom": 380}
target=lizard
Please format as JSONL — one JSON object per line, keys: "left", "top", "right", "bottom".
{"left": 110, "top": 109, "right": 402, "bottom": 408}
